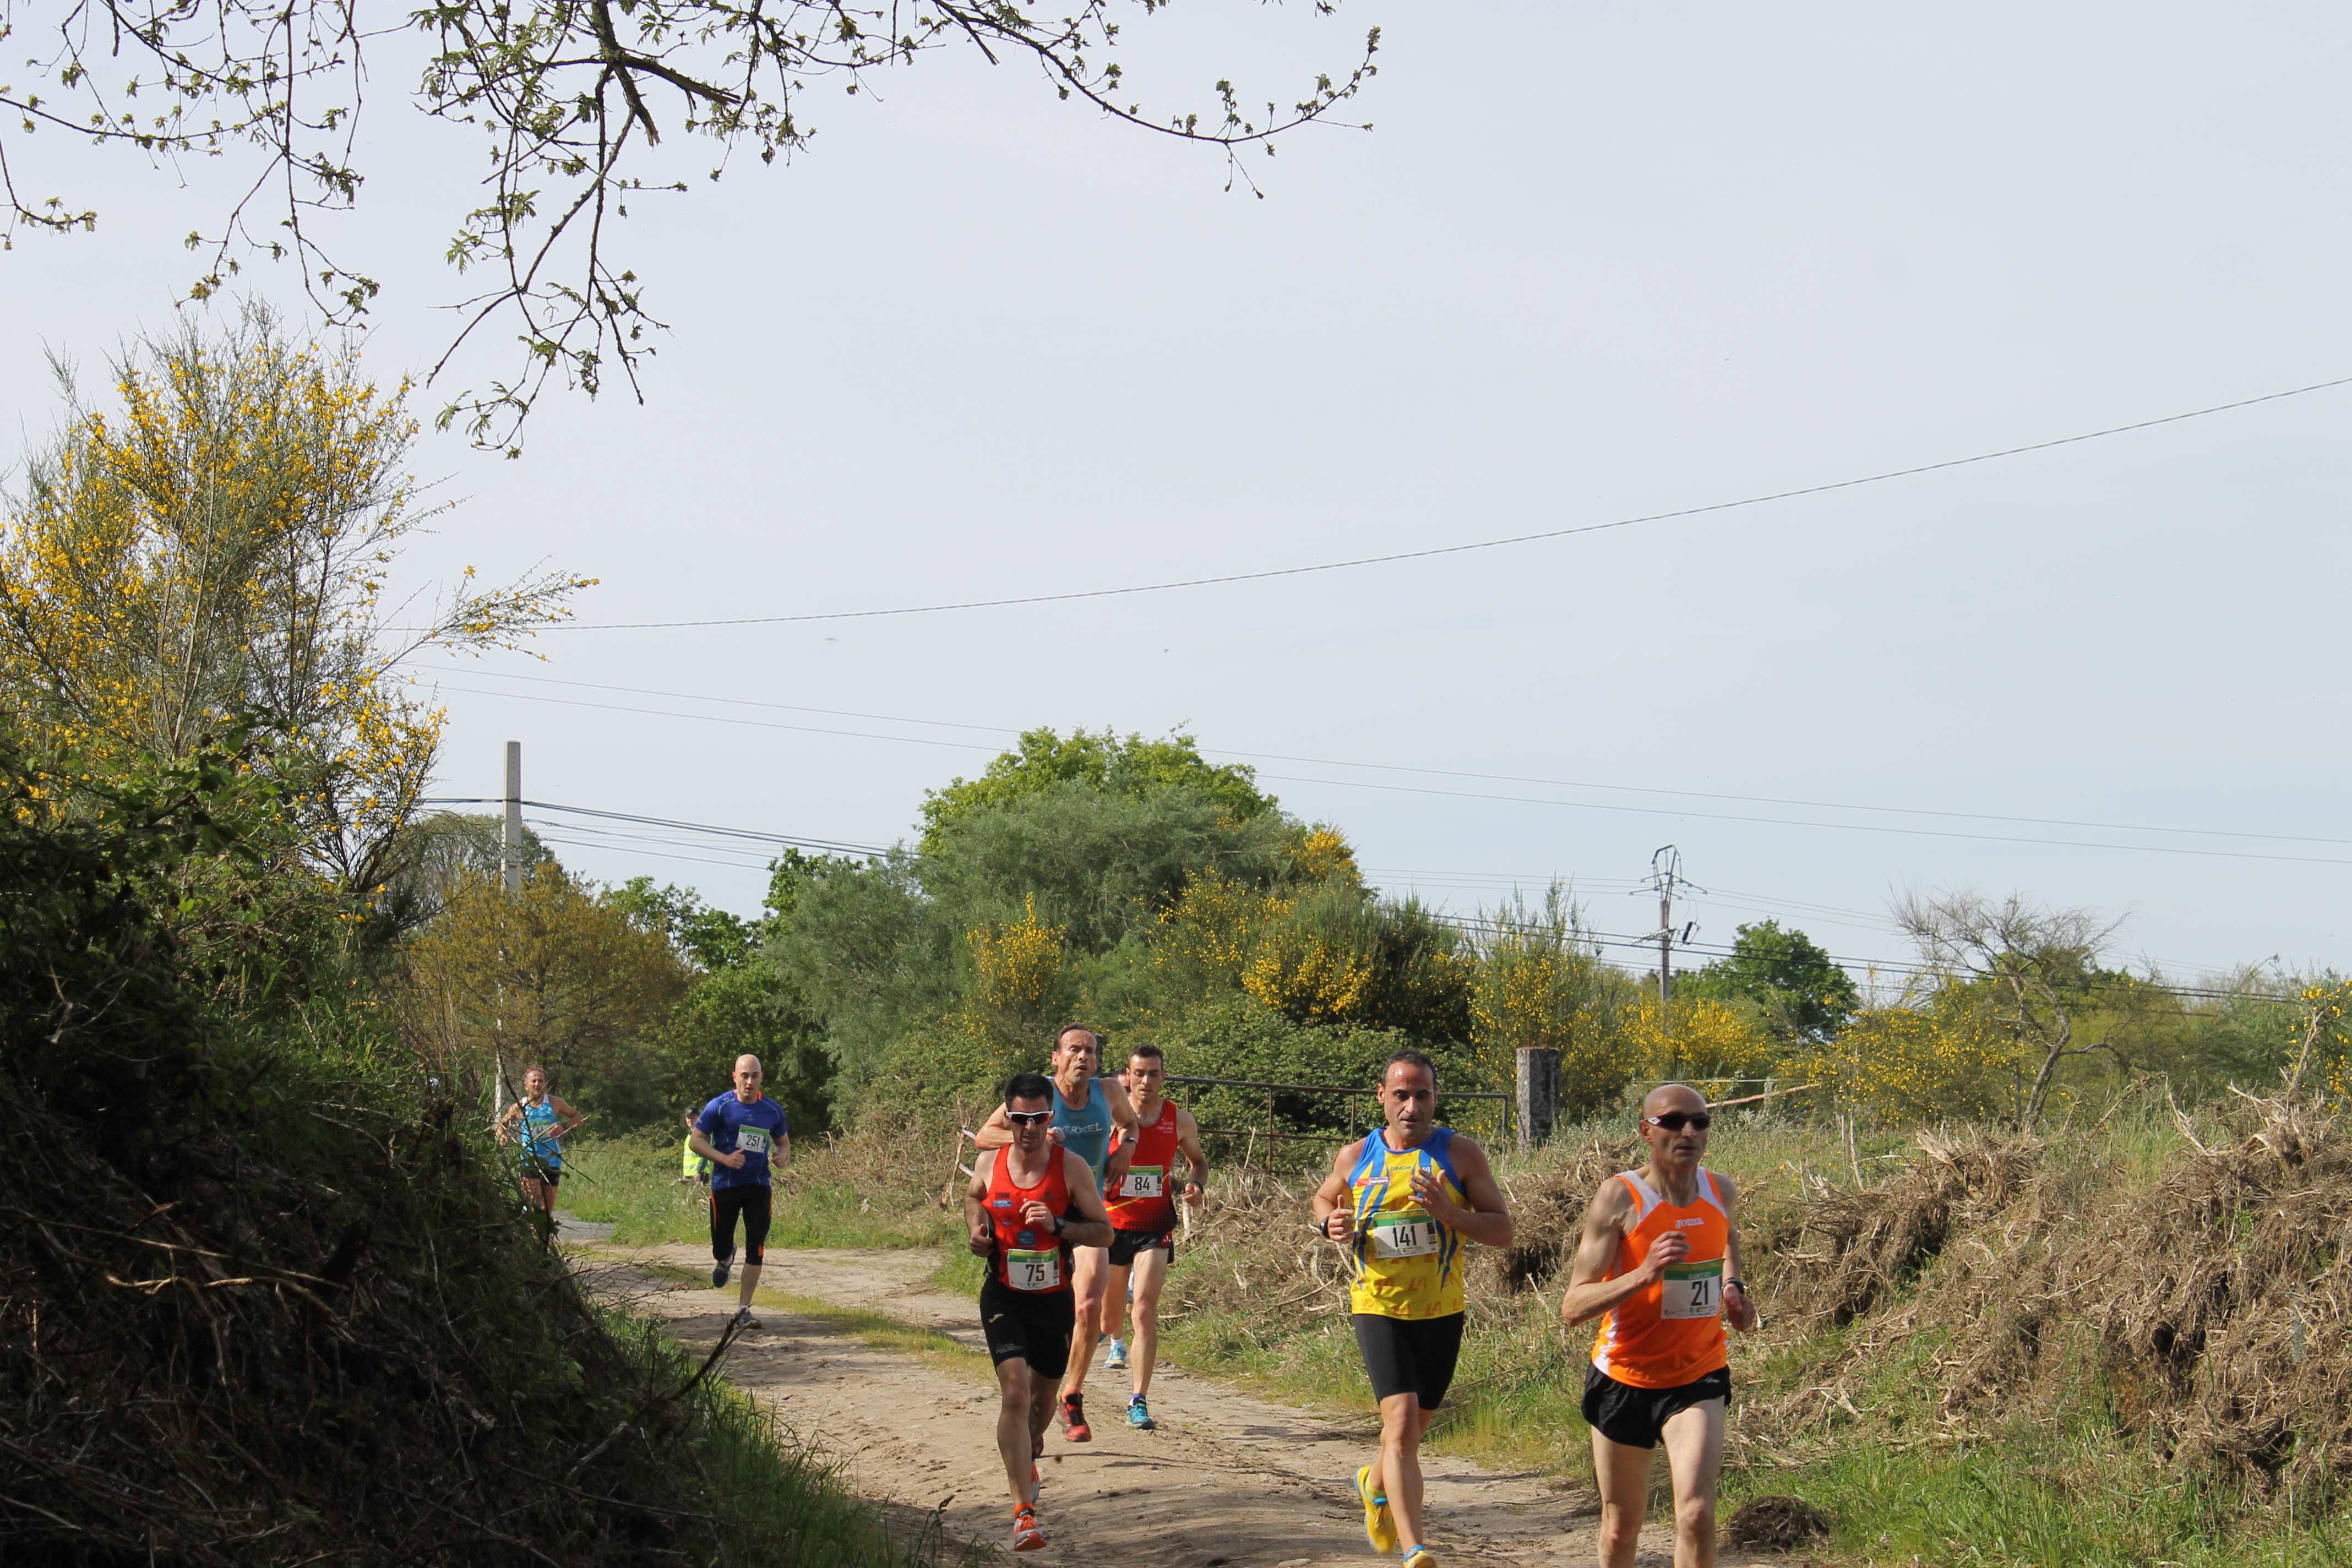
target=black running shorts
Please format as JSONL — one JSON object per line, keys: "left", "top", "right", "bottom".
{"left": 1107, "top": 1227, "right": 1175, "bottom": 1268}
{"left": 1353, "top": 1311, "right": 1466, "bottom": 1410}
{"left": 710, "top": 1184, "right": 772, "bottom": 1266}
{"left": 1581, "top": 1364, "right": 1731, "bottom": 1450}
{"left": 980, "top": 1278, "right": 1076, "bottom": 1379}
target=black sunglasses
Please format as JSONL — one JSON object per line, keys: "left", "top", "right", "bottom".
{"left": 1006, "top": 1110, "right": 1053, "bottom": 1128}
{"left": 1643, "top": 1112, "right": 1712, "bottom": 1132}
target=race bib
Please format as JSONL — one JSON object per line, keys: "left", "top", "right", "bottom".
{"left": 1119, "top": 1165, "right": 1165, "bottom": 1199}
{"left": 1006, "top": 1247, "right": 1063, "bottom": 1292}
{"left": 737, "top": 1126, "right": 770, "bottom": 1156}
{"left": 1370, "top": 1212, "right": 1439, "bottom": 1260}
{"left": 1661, "top": 1259, "right": 1723, "bottom": 1320}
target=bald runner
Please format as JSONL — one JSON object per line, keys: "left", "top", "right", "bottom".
{"left": 691, "top": 1054, "right": 793, "bottom": 1331}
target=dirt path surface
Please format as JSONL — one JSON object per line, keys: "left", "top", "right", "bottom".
{"left": 565, "top": 1232, "right": 1782, "bottom": 1568}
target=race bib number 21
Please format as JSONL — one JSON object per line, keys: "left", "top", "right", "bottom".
{"left": 1661, "top": 1259, "right": 1723, "bottom": 1320}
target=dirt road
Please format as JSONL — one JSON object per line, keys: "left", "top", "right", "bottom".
{"left": 566, "top": 1231, "right": 1784, "bottom": 1568}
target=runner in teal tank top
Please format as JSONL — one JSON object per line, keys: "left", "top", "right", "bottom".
{"left": 974, "top": 1025, "right": 1138, "bottom": 1444}
{"left": 498, "top": 1064, "right": 585, "bottom": 1216}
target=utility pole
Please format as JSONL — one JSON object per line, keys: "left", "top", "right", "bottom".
{"left": 1647, "top": 846, "right": 1703, "bottom": 1077}
{"left": 499, "top": 741, "right": 522, "bottom": 894}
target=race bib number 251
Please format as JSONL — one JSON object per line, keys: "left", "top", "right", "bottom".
{"left": 737, "top": 1126, "right": 769, "bottom": 1156}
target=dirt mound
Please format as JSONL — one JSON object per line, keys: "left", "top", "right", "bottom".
{"left": 1720, "top": 1495, "right": 1830, "bottom": 1551}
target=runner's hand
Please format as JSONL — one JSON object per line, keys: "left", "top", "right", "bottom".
{"left": 1321, "top": 1205, "right": 1353, "bottom": 1241}
{"left": 1183, "top": 1182, "right": 1204, "bottom": 1206}
{"left": 1048, "top": 1128, "right": 1066, "bottom": 1145}
{"left": 1638, "top": 1231, "right": 1690, "bottom": 1282}
{"left": 968, "top": 1217, "right": 995, "bottom": 1256}
{"left": 1021, "top": 1199, "right": 1058, "bottom": 1230}
{"left": 720, "top": 1150, "right": 748, "bottom": 1170}
{"left": 1409, "top": 1167, "right": 1462, "bottom": 1224}
{"left": 1725, "top": 1281, "right": 1758, "bottom": 1332}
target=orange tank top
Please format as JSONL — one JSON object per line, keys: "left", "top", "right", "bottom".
{"left": 1588, "top": 1167, "right": 1730, "bottom": 1389}
{"left": 983, "top": 1147, "right": 1076, "bottom": 1294}
{"left": 1106, "top": 1099, "right": 1182, "bottom": 1232}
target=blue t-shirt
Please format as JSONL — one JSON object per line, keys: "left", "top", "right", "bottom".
{"left": 698, "top": 1093, "right": 790, "bottom": 1190}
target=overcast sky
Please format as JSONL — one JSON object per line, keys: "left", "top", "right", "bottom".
{"left": 7, "top": 3, "right": 2348, "bottom": 987}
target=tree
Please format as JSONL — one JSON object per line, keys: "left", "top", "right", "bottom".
{"left": 1463, "top": 885, "right": 1634, "bottom": 1118}
{"left": 1, "top": 3, "right": 1380, "bottom": 447}
{"left": 1894, "top": 890, "right": 2127, "bottom": 1128}
{"left": 767, "top": 848, "right": 957, "bottom": 1082}
{"left": 607, "top": 875, "right": 759, "bottom": 971}
{"left": 0, "top": 309, "right": 585, "bottom": 919}
{"left": 406, "top": 866, "right": 689, "bottom": 1104}
{"left": 920, "top": 728, "right": 1280, "bottom": 856}
{"left": 1676, "top": 920, "right": 1859, "bottom": 1042}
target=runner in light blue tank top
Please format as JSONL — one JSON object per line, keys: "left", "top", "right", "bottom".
{"left": 499, "top": 1064, "right": 584, "bottom": 1216}
{"left": 1053, "top": 1076, "right": 1114, "bottom": 1189}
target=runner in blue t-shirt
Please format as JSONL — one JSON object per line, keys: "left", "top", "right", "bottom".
{"left": 690, "top": 1054, "right": 792, "bottom": 1330}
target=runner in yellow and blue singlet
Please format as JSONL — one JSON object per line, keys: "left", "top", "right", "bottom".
{"left": 1312, "top": 1050, "right": 1513, "bottom": 1568}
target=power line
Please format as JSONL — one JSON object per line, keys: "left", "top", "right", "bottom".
{"left": 430, "top": 669, "right": 2352, "bottom": 861}
{"left": 532, "top": 374, "right": 2352, "bottom": 631}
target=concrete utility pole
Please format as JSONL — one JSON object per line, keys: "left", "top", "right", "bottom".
{"left": 500, "top": 741, "right": 522, "bottom": 894}
{"left": 1651, "top": 845, "right": 1683, "bottom": 1005}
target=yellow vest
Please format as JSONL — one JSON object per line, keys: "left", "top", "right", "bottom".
{"left": 1344, "top": 1128, "right": 1470, "bottom": 1320}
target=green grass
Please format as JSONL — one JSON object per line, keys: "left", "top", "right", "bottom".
{"left": 561, "top": 1133, "right": 961, "bottom": 1249}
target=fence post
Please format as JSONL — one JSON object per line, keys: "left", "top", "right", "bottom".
{"left": 1516, "top": 1047, "right": 1559, "bottom": 1153}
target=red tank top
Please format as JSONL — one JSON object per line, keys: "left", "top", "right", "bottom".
{"left": 1106, "top": 1099, "right": 1182, "bottom": 1231}
{"left": 984, "top": 1146, "right": 1076, "bottom": 1293}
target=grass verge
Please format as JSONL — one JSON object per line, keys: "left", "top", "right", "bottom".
{"left": 562, "top": 1129, "right": 962, "bottom": 1249}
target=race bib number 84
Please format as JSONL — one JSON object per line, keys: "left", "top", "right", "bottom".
{"left": 1120, "top": 1166, "right": 1165, "bottom": 1199}
{"left": 1661, "top": 1259, "right": 1723, "bottom": 1320}
{"left": 1007, "top": 1247, "right": 1063, "bottom": 1292}
{"left": 1370, "top": 1212, "right": 1439, "bottom": 1260}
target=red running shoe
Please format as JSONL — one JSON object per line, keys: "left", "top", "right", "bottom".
{"left": 1012, "top": 1506, "right": 1047, "bottom": 1551}
{"left": 1059, "top": 1392, "right": 1092, "bottom": 1442}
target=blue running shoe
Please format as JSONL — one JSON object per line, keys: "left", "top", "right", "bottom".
{"left": 1126, "top": 1396, "right": 1156, "bottom": 1430}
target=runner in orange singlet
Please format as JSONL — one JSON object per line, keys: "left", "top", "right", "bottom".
{"left": 965, "top": 1072, "right": 1114, "bottom": 1553}
{"left": 1560, "top": 1084, "right": 1759, "bottom": 1568}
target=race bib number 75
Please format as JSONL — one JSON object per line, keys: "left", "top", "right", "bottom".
{"left": 1007, "top": 1247, "right": 1063, "bottom": 1292}
{"left": 1661, "top": 1259, "right": 1723, "bottom": 1320}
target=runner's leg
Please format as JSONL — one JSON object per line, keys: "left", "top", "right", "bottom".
{"left": 1659, "top": 1397, "right": 1725, "bottom": 1568}
{"left": 1378, "top": 1392, "right": 1431, "bottom": 1550}
{"left": 1128, "top": 1243, "right": 1170, "bottom": 1398}
{"left": 1061, "top": 1244, "right": 1108, "bottom": 1402}
{"left": 737, "top": 1186, "right": 771, "bottom": 1309}
{"left": 1591, "top": 1429, "right": 1654, "bottom": 1568}
{"left": 1102, "top": 1258, "right": 1131, "bottom": 1349}
{"left": 995, "top": 1355, "right": 1038, "bottom": 1509}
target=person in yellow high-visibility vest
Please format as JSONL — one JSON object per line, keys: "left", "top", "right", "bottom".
{"left": 680, "top": 1109, "right": 712, "bottom": 1185}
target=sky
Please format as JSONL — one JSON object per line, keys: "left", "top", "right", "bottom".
{"left": 5, "top": 3, "right": 2349, "bottom": 988}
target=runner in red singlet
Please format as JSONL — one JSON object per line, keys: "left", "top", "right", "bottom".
{"left": 1559, "top": 1084, "right": 1760, "bottom": 1568}
{"left": 965, "top": 1072, "right": 1114, "bottom": 1553}
{"left": 1101, "top": 1044, "right": 1206, "bottom": 1430}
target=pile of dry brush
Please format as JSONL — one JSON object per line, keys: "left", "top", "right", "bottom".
{"left": 1166, "top": 1102, "right": 2352, "bottom": 1507}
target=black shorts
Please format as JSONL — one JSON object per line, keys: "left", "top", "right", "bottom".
{"left": 1108, "top": 1227, "right": 1175, "bottom": 1267}
{"left": 1353, "top": 1312, "right": 1466, "bottom": 1410}
{"left": 1581, "top": 1364, "right": 1731, "bottom": 1450}
{"left": 980, "top": 1278, "right": 1076, "bottom": 1378}
{"left": 710, "top": 1184, "right": 773, "bottom": 1266}
{"left": 520, "top": 1166, "right": 560, "bottom": 1186}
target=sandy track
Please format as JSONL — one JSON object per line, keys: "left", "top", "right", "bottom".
{"left": 566, "top": 1233, "right": 1783, "bottom": 1568}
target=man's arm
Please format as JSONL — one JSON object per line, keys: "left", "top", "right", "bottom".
{"left": 1058, "top": 1149, "right": 1115, "bottom": 1249}
{"left": 495, "top": 1101, "right": 520, "bottom": 1143}
{"left": 1717, "top": 1171, "right": 1757, "bottom": 1331}
{"left": 972, "top": 1103, "right": 1014, "bottom": 1151}
{"left": 1413, "top": 1135, "right": 1513, "bottom": 1249}
{"left": 1174, "top": 1106, "right": 1209, "bottom": 1203}
{"left": 964, "top": 1151, "right": 998, "bottom": 1256}
{"left": 771, "top": 1128, "right": 792, "bottom": 1174}
{"left": 689, "top": 1119, "right": 745, "bottom": 1170}
{"left": 1559, "top": 1179, "right": 1682, "bottom": 1327}
{"left": 1102, "top": 1084, "right": 1139, "bottom": 1183}
{"left": 551, "top": 1096, "right": 586, "bottom": 1136}
{"left": 1311, "top": 1139, "right": 1366, "bottom": 1240}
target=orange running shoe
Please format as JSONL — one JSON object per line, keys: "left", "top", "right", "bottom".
{"left": 1012, "top": 1506, "right": 1047, "bottom": 1552}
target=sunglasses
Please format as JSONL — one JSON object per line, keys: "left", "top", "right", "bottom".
{"left": 1643, "top": 1112, "right": 1712, "bottom": 1132}
{"left": 1006, "top": 1110, "right": 1053, "bottom": 1128}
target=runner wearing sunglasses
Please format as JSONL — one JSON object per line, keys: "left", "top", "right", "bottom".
{"left": 1311, "top": 1049, "right": 1515, "bottom": 1568}
{"left": 1560, "top": 1082, "right": 1759, "bottom": 1568}
{"left": 966, "top": 1072, "right": 1115, "bottom": 1552}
